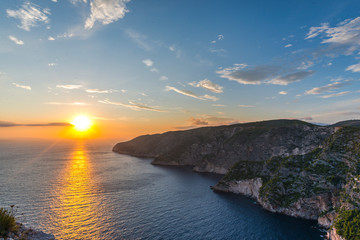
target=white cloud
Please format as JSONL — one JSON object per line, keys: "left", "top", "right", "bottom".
{"left": 279, "top": 91, "right": 288, "bottom": 95}
{"left": 56, "top": 85, "right": 82, "bottom": 89}
{"left": 12, "top": 83, "right": 31, "bottom": 90}
{"left": 8, "top": 35, "right": 24, "bottom": 45}
{"left": 305, "top": 81, "right": 350, "bottom": 95}
{"left": 51, "top": 0, "right": 58, "bottom": 2}
{"left": 98, "top": 99, "right": 165, "bottom": 112}
{"left": 165, "top": 86, "right": 218, "bottom": 101}
{"left": 85, "top": 0, "right": 131, "bottom": 29}
{"left": 189, "top": 79, "right": 223, "bottom": 93}
{"left": 160, "top": 76, "right": 168, "bottom": 81}
{"left": 150, "top": 68, "right": 159, "bottom": 73}
{"left": 48, "top": 63, "right": 57, "bottom": 67}
{"left": 285, "top": 44, "right": 292, "bottom": 48}
{"left": 48, "top": 36, "right": 55, "bottom": 41}
{"left": 142, "top": 59, "right": 154, "bottom": 67}
{"left": 6, "top": 2, "right": 50, "bottom": 31}
{"left": 86, "top": 89, "right": 112, "bottom": 93}
{"left": 320, "top": 91, "right": 351, "bottom": 99}
{"left": 306, "top": 17, "right": 360, "bottom": 55}
{"left": 217, "top": 34, "right": 224, "bottom": 40}
{"left": 297, "top": 61, "right": 314, "bottom": 70}
{"left": 346, "top": 63, "right": 360, "bottom": 72}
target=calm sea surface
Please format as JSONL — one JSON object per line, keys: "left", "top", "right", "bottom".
{"left": 0, "top": 139, "right": 324, "bottom": 240}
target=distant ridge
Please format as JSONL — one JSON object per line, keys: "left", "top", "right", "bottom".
{"left": 330, "top": 119, "right": 360, "bottom": 127}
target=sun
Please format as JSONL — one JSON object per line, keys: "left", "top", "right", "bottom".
{"left": 71, "top": 115, "right": 92, "bottom": 132}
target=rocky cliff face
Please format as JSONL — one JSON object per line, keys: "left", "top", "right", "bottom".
{"left": 113, "top": 119, "right": 333, "bottom": 174}
{"left": 213, "top": 126, "right": 360, "bottom": 240}
{"left": 113, "top": 119, "right": 360, "bottom": 240}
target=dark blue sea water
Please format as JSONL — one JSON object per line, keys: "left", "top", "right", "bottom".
{"left": 0, "top": 140, "right": 325, "bottom": 239}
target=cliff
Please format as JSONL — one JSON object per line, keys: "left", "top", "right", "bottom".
{"left": 213, "top": 126, "right": 360, "bottom": 240}
{"left": 113, "top": 119, "right": 360, "bottom": 240}
{"left": 113, "top": 119, "right": 333, "bottom": 174}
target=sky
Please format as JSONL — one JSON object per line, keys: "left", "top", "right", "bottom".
{"left": 1, "top": 0, "right": 360, "bottom": 139}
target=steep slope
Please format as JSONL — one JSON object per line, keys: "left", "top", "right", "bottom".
{"left": 113, "top": 119, "right": 333, "bottom": 174}
{"left": 212, "top": 126, "right": 360, "bottom": 240}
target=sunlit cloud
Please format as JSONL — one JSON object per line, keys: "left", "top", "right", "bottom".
{"left": 98, "top": 99, "right": 166, "bottom": 112}
{"left": 279, "top": 91, "right": 288, "bottom": 95}
{"left": 6, "top": 2, "right": 50, "bottom": 31}
{"left": 12, "top": 83, "right": 31, "bottom": 90}
{"left": 85, "top": 0, "right": 131, "bottom": 29}
{"left": 0, "top": 121, "right": 71, "bottom": 127}
{"left": 165, "top": 86, "right": 218, "bottom": 101}
{"left": 56, "top": 84, "right": 82, "bottom": 89}
{"left": 8, "top": 35, "right": 24, "bottom": 45}
{"left": 320, "top": 91, "right": 351, "bottom": 99}
{"left": 48, "top": 36, "right": 55, "bottom": 41}
{"left": 305, "top": 81, "right": 351, "bottom": 95}
{"left": 189, "top": 79, "right": 223, "bottom": 93}
{"left": 268, "top": 71, "right": 314, "bottom": 85}
{"left": 285, "top": 44, "right": 292, "bottom": 48}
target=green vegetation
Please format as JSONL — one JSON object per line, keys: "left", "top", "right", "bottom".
{"left": 0, "top": 206, "right": 18, "bottom": 237}
{"left": 335, "top": 209, "right": 360, "bottom": 240}
{"left": 222, "top": 160, "right": 264, "bottom": 181}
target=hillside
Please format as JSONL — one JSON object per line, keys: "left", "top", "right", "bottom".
{"left": 113, "top": 119, "right": 333, "bottom": 174}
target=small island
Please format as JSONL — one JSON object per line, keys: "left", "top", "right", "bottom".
{"left": 113, "top": 119, "right": 360, "bottom": 240}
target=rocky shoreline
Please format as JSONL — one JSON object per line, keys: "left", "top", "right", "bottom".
{"left": 0, "top": 222, "right": 55, "bottom": 240}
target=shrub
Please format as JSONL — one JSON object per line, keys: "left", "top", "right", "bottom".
{"left": 0, "top": 206, "right": 18, "bottom": 236}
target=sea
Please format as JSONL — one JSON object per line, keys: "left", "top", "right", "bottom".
{"left": 0, "top": 139, "right": 325, "bottom": 240}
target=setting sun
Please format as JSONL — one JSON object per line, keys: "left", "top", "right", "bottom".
{"left": 71, "top": 115, "right": 92, "bottom": 132}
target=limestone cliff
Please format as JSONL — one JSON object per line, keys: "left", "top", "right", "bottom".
{"left": 113, "top": 119, "right": 333, "bottom": 174}
{"left": 213, "top": 126, "right": 360, "bottom": 240}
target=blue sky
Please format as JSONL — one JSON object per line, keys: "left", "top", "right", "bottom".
{"left": 1, "top": 0, "right": 360, "bottom": 138}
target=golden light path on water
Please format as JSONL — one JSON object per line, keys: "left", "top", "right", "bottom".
{"left": 49, "top": 142, "right": 105, "bottom": 239}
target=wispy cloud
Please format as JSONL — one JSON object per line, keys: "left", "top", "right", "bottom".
{"left": 217, "top": 64, "right": 312, "bottom": 85}
{"left": 8, "top": 35, "right": 24, "bottom": 45}
{"left": 211, "top": 34, "right": 224, "bottom": 44}
{"left": 0, "top": 121, "right": 71, "bottom": 127}
{"left": 238, "top": 104, "right": 255, "bottom": 108}
{"left": 160, "top": 76, "right": 168, "bottom": 81}
{"left": 45, "top": 102, "right": 89, "bottom": 106}
{"left": 305, "top": 81, "right": 351, "bottom": 95}
{"left": 13, "top": 83, "right": 31, "bottom": 90}
{"left": 285, "top": 44, "right": 292, "bottom": 48}
{"left": 48, "top": 36, "right": 55, "bottom": 41}
{"left": 48, "top": 63, "right": 57, "bottom": 67}
{"left": 86, "top": 88, "right": 116, "bottom": 93}
{"left": 279, "top": 91, "right": 288, "bottom": 95}
{"left": 346, "top": 63, "right": 360, "bottom": 73}
{"left": 268, "top": 71, "right": 314, "bottom": 85}
{"left": 98, "top": 99, "right": 166, "bottom": 112}
{"left": 56, "top": 84, "right": 82, "bottom": 89}
{"left": 165, "top": 86, "right": 218, "bottom": 101}
{"left": 189, "top": 79, "right": 223, "bottom": 93}
{"left": 85, "top": 0, "right": 131, "bottom": 29}
{"left": 320, "top": 91, "right": 351, "bottom": 99}
{"left": 125, "top": 29, "right": 151, "bottom": 51}
{"left": 6, "top": 2, "right": 50, "bottom": 31}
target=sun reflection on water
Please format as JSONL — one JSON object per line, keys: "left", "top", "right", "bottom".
{"left": 50, "top": 142, "right": 104, "bottom": 239}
